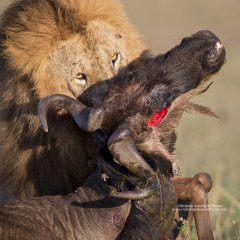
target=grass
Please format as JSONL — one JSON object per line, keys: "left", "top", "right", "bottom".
{"left": 1, "top": 0, "right": 240, "bottom": 238}
{"left": 178, "top": 218, "right": 196, "bottom": 240}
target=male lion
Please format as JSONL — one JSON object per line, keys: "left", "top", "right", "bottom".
{"left": 0, "top": 0, "right": 147, "bottom": 202}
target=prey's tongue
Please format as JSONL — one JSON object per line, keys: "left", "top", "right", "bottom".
{"left": 147, "top": 107, "right": 168, "bottom": 127}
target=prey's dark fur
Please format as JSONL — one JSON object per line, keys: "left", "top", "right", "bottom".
{"left": 39, "top": 30, "right": 225, "bottom": 197}
{"left": 38, "top": 30, "right": 225, "bottom": 239}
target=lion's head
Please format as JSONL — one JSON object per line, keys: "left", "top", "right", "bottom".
{"left": 0, "top": 0, "right": 147, "bottom": 201}
{"left": 1, "top": 0, "right": 146, "bottom": 99}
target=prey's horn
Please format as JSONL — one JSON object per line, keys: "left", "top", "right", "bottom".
{"left": 37, "top": 94, "right": 89, "bottom": 132}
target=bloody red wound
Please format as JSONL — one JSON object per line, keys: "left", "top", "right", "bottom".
{"left": 147, "top": 107, "right": 168, "bottom": 127}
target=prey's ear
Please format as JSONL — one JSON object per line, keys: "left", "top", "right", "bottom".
{"left": 37, "top": 94, "right": 105, "bottom": 132}
{"left": 87, "top": 107, "right": 105, "bottom": 132}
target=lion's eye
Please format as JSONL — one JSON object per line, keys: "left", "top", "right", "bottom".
{"left": 112, "top": 52, "right": 121, "bottom": 69}
{"left": 74, "top": 73, "right": 87, "bottom": 86}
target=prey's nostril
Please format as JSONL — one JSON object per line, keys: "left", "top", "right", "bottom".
{"left": 216, "top": 41, "right": 223, "bottom": 50}
{"left": 204, "top": 42, "right": 225, "bottom": 72}
{"left": 191, "top": 30, "right": 218, "bottom": 40}
{"left": 208, "top": 41, "right": 224, "bottom": 62}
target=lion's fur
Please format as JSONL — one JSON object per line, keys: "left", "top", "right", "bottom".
{"left": 0, "top": 0, "right": 147, "bottom": 201}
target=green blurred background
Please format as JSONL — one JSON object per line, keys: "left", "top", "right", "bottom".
{"left": 1, "top": 0, "right": 239, "bottom": 239}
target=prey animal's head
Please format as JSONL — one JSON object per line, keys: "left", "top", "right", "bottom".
{"left": 162, "top": 30, "right": 225, "bottom": 78}
{"left": 38, "top": 30, "right": 226, "bottom": 135}
{"left": 180, "top": 30, "right": 225, "bottom": 71}
{"left": 170, "top": 30, "right": 225, "bottom": 106}
{"left": 135, "top": 30, "right": 226, "bottom": 121}
{"left": 150, "top": 30, "right": 226, "bottom": 136}
{"left": 139, "top": 31, "right": 226, "bottom": 164}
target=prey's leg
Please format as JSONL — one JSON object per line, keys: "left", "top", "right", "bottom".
{"left": 107, "top": 127, "right": 159, "bottom": 200}
{"left": 172, "top": 173, "right": 214, "bottom": 240}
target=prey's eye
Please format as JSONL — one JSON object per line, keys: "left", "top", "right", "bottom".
{"left": 112, "top": 52, "right": 121, "bottom": 69}
{"left": 74, "top": 73, "right": 87, "bottom": 86}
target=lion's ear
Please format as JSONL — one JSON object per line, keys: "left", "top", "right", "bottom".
{"left": 1, "top": 1, "right": 64, "bottom": 76}
{"left": 57, "top": 0, "right": 148, "bottom": 64}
